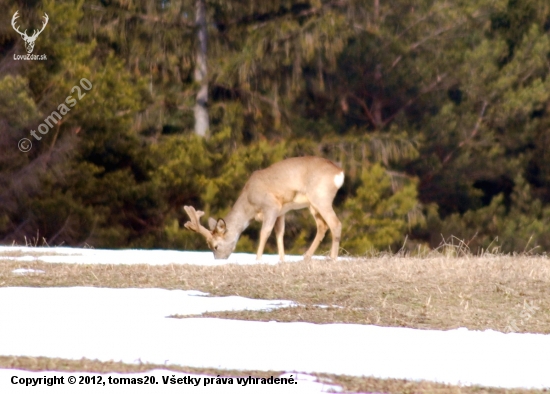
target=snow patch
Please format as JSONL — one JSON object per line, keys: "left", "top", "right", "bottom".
{"left": 11, "top": 268, "right": 45, "bottom": 275}
{"left": 0, "top": 287, "right": 549, "bottom": 389}
{"left": 0, "top": 247, "right": 332, "bottom": 266}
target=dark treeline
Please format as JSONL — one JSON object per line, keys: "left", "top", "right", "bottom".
{"left": 1, "top": 0, "right": 550, "bottom": 254}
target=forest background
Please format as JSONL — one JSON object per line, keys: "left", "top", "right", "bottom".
{"left": 1, "top": 0, "right": 550, "bottom": 255}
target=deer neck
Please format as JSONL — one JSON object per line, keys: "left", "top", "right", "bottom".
{"left": 223, "top": 193, "right": 255, "bottom": 241}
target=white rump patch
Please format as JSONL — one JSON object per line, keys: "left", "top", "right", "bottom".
{"left": 334, "top": 171, "right": 345, "bottom": 188}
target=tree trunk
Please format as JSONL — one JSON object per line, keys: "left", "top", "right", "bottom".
{"left": 372, "top": 63, "right": 383, "bottom": 129}
{"left": 194, "top": 0, "right": 210, "bottom": 138}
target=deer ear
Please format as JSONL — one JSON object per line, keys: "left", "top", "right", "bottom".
{"left": 208, "top": 217, "right": 217, "bottom": 231}
{"left": 215, "top": 219, "right": 227, "bottom": 235}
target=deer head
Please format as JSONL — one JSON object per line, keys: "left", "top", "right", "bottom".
{"left": 11, "top": 11, "right": 49, "bottom": 54}
{"left": 183, "top": 206, "right": 236, "bottom": 259}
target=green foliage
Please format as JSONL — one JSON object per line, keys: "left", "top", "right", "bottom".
{"left": 434, "top": 175, "right": 550, "bottom": 254}
{"left": 151, "top": 134, "right": 291, "bottom": 251}
{"left": 342, "top": 163, "right": 424, "bottom": 254}
{"left": 0, "top": 76, "right": 39, "bottom": 128}
{"left": 2, "top": 0, "right": 550, "bottom": 254}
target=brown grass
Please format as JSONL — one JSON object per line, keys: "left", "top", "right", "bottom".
{"left": 0, "top": 355, "right": 278, "bottom": 377}
{"left": 1, "top": 254, "right": 549, "bottom": 333}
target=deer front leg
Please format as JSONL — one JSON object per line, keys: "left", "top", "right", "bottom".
{"left": 274, "top": 215, "right": 285, "bottom": 262}
{"left": 256, "top": 210, "right": 278, "bottom": 261}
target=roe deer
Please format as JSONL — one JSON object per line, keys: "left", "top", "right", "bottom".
{"left": 184, "top": 156, "right": 344, "bottom": 261}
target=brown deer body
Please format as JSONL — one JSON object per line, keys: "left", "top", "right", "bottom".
{"left": 184, "top": 156, "right": 344, "bottom": 261}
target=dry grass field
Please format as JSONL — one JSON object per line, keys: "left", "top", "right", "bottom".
{"left": 2, "top": 249, "right": 550, "bottom": 393}
{"left": 2, "top": 252, "right": 549, "bottom": 332}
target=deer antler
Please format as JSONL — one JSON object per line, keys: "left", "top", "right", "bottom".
{"left": 11, "top": 11, "right": 48, "bottom": 39}
{"left": 30, "top": 13, "right": 49, "bottom": 39}
{"left": 11, "top": 11, "right": 25, "bottom": 37}
{"left": 183, "top": 206, "right": 213, "bottom": 240}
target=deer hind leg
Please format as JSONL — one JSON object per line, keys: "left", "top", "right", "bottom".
{"left": 304, "top": 206, "right": 328, "bottom": 260}
{"left": 256, "top": 209, "right": 279, "bottom": 261}
{"left": 322, "top": 206, "right": 341, "bottom": 259}
{"left": 274, "top": 214, "right": 285, "bottom": 262}
{"left": 309, "top": 201, "right": 341, "bottom": 260}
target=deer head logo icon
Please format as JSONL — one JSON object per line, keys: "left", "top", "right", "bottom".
{"left": 11, "top": 11, "right": 49, "bottom": 54}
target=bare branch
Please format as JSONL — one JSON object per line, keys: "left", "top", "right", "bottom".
{"left": 347, "top": 92, "right": 378, "bottom": 128}
{"left": 441, "top": 100, "right": 488, "bottom": 166}
{"left": 381, "top": 73, "right": 448, "bottom": 127}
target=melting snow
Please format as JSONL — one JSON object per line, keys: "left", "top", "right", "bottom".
{"left": 0, "top": 246, "right": 314, "bottom": 265}
{"left": 1, "top": 246, "right": 550, "bottom": 391}
{"left": 11, "top": 268, "right": 45, "bottom": 275}
{"left": 0, "top": 287, "right": 549, "bottom": 389}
